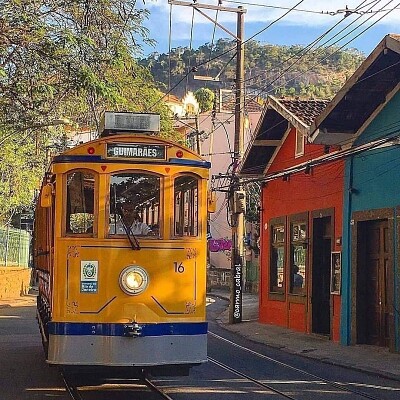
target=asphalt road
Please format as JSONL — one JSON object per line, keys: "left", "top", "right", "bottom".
{"left": 0, "top": 297, "right": 70, "bottom": 400}
{"left": 2, "top": 296, "right": 400, "bottom": 400}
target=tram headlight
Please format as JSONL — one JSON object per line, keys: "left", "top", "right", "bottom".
{"left": 119, "top": 266, "right": 149, "bottom": 295}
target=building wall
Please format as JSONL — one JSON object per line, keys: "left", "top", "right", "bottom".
{"left": 0, "top": 268, "right": 32, "bottom": 299}
{"left": 341, "top": 91, "right": 400, "bottom": 350}
{"left": 260, "top": 127, "right": 344, "bottom": 340}
{"left": 200, "top": 112, "right": 261, "bottom": 280}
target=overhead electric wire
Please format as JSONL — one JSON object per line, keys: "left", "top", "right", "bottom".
{"left": 243, "top": 0, "right": 373, "bottom": 87}
{"left": 206, "top": 5, "right": 220, "bottom": 76}
{"left": 244, "top": 0, "right": 382, "bottom": 94}
{"left": 178, "top": 0, "right": 310, "bottom": 129}
{"left": 184, "top": 0, "right": 304, "bottom": 78}
{"left": 244, "top": 0, "right": 391, "bottom": 99}
{"left": 224, "top": 124, "right": 400, "bottom": 189}
{"left": 225, "top": 118, "right": 400, "bottom": 177}
{"left": 168, "top": 2, "right": 173, "bottom": 93}
{"left": 245, "top": 0, "right": 306, "bottom": 43}
{"left": 202, "top": 0, "right": 376, "bottom": 132}
{"left": 224, "top": 0, "right": 329, "bottom": 14}
{"left": 186, "top": 6, "right": 196, "bottom": 92}
{"left": 240, "top": 118, "right": 400, "bottom": 176}
{"left": 261, "top": 0, "right": 397, "bottom": 97}
{"left": 214, "top": 0, "right": 398, "bottom": 139}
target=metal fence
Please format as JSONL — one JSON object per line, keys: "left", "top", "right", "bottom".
{"left": 0, "top": 225, "right": 31, "bottom": 268}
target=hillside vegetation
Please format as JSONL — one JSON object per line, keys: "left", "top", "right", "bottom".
{"left": 140, "top": 39, "right": 365, "bottom": 99}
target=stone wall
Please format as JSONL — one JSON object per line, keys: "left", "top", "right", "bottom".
{"left": 0, "top": 268, "right": 32, "bottom": 299}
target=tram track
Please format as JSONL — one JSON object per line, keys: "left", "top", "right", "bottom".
{"left": 209, "top": 331, "right": 386, "bottom": 400}
{"left": 62, "top": 373, "right": 84, "bottom": 400}
{"left": 62, "top": 372, "right": 175, "bottom": 400}
{"left": 209, "top": 356, "right": 298, "bottom": 399}
{"left": 144, "top": 377, "right": 176, "bottom": 400}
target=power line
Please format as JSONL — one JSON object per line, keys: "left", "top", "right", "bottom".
{"left": 244, "top": 0, "right": 391, "bottom": 99}
{"left": 232, "top": 127, "right": 400, "bottom": 189}
{"left": 239, "top": 119, "right": 400, "bottom": 176}
{"left": 243, "top": 0, "right": 373, "bottom": 87}
{"left": 224, "top": 0, "right": 328, "bottom": 14}
{"left": 215, "top": 0, "right": 398, "bottom": 135}
{"left": 245, "top": 0, "right": 306, "bottom": 43}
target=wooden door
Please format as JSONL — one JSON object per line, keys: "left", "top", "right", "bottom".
{"left": 357, "top": 219, "right": 389, "bottom": 347}
{"left": 312, "top": 216, "right": 331, "bottom": 336}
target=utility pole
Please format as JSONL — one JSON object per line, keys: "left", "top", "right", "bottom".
{"left": 230, "top": 8, "right": 245, "bottom": 324}
{"left": 168, "top": 0, "right": 247, "bottom": 324}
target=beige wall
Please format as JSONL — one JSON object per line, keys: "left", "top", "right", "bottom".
{"left": 0, "top": 268, "right": 32, "bottom": 299}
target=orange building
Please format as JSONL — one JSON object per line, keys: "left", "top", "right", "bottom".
{"left": 241, "top": 96, "right": 344, "bottom": 341}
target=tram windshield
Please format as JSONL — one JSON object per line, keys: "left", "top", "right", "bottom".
{"left": 109, "top": 172, "right": 160, "bottom": 237}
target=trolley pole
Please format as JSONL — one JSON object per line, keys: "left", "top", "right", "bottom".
{"left": 230, "top": 9, "right": 245, "bottom": 324}
{"left": 168, "top": 0, "right": 247, "bottom": 323}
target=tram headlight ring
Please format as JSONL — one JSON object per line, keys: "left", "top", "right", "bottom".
{"left": 119, "top": 266, "right": 149, "bottom": 295}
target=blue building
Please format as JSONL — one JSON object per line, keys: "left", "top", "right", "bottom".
{"left": 310, "top": 34, "right": 400, "bottom": 351}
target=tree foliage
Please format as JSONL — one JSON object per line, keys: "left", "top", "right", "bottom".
{"left": 194, "top": 88, "right": 215, "bottom": 112}
{"left": 0, "top": 0, "right": 174, "bottom": 223}
{"left": 140, "top": 39, "right": 365, "bottom": 99}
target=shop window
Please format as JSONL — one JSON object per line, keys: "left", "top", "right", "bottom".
{"left": 290, "top": 222, "right": 307, "bottom": 294}
{"left": 109, "top": 172, "right": 160, "bottom": 237}
{"left": 174, "top": 175, "right": 198, "bottom": 236}
{"left": 270, "top": 224, "right": 285, "bottom": 293}
{"left": 66, "top": 171, "right": 96, "bottom": 234}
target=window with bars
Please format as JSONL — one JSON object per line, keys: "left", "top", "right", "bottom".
{"left": 290, "top": 221, "right": 307, "bottom": 294}
{"left": 65, "top": 171, "right": 96, "bottom": 235}
{"left": 270, "top": 223, "right": 285, "bottom": 293}
{"left": 174, "top": 175, "right": 198, "bottom": 237}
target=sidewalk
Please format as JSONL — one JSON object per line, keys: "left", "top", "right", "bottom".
{"left": 209, "top": 289, "right": 400, "bottom": 382}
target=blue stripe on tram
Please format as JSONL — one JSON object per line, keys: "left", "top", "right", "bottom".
{"left": 48, "top": 322, "right": 208, "bottom": 336}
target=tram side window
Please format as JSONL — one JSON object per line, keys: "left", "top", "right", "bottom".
{"left": 109, "top": 173, "right": 160, "bottom": 237}
{"left": 174, "top": 176, "right": 198, "bottom": 237}
{"left": 66, "top": 171, "right": 95, "bottom": 234}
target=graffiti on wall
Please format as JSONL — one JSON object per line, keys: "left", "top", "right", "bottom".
{"left": 208, "top": 238, "right": 232, "bottom": 252}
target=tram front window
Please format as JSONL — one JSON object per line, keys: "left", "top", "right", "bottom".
{"left": 109, "top": 173, "right": 160, "bottom": 237}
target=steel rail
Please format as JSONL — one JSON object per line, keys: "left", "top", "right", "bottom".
{"left": 144, "top": 377, "right": 176, "bottom": 400}
{"left": 209, "top": 330, "right": 385, "bottom": 400}
{"left": 61, "top": 373, "right": 85, "bottom": 400}
{"left": 209, "top": 356, "right": 298, "bottom": 399}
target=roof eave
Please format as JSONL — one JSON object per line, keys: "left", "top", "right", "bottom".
{"left": 310, "top": 34, "right": 400, "bottom": 143}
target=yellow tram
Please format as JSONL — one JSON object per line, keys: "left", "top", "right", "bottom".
{"left": 33, "top": 112, "right": 211, "bottom": 378}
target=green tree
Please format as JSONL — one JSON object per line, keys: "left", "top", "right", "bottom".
{"left": 0, "top": 0, "right": 174, "bottom": 223}
{"left": 194, "top": 88, "right": 215, "bottom": 112}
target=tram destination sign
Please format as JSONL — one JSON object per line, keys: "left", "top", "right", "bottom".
{"left": 107, "top": 143, "right": 166, "bottom": 160}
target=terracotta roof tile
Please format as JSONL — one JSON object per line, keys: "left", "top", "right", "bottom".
{"left": 221, "top": 96, "right": 263, "bottom": 113}
{"left": 278, "top": 98, "right": 329, "bottom": 126}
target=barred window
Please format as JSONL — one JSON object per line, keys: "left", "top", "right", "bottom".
{"left": 270, "top": 224, "right": 285, "bottom": 293}
{"left": 174, "top": 175, "right": 198, "bottom": 237}
{"left": 290, "top": 222, "right": 307, "bottom": 294}
{"left": 65, "top": 171, "right": 96, "bottom": 235}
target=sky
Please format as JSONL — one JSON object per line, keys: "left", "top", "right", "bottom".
{"left": 139, "top": 0, "right": 400, "bottom": 57}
